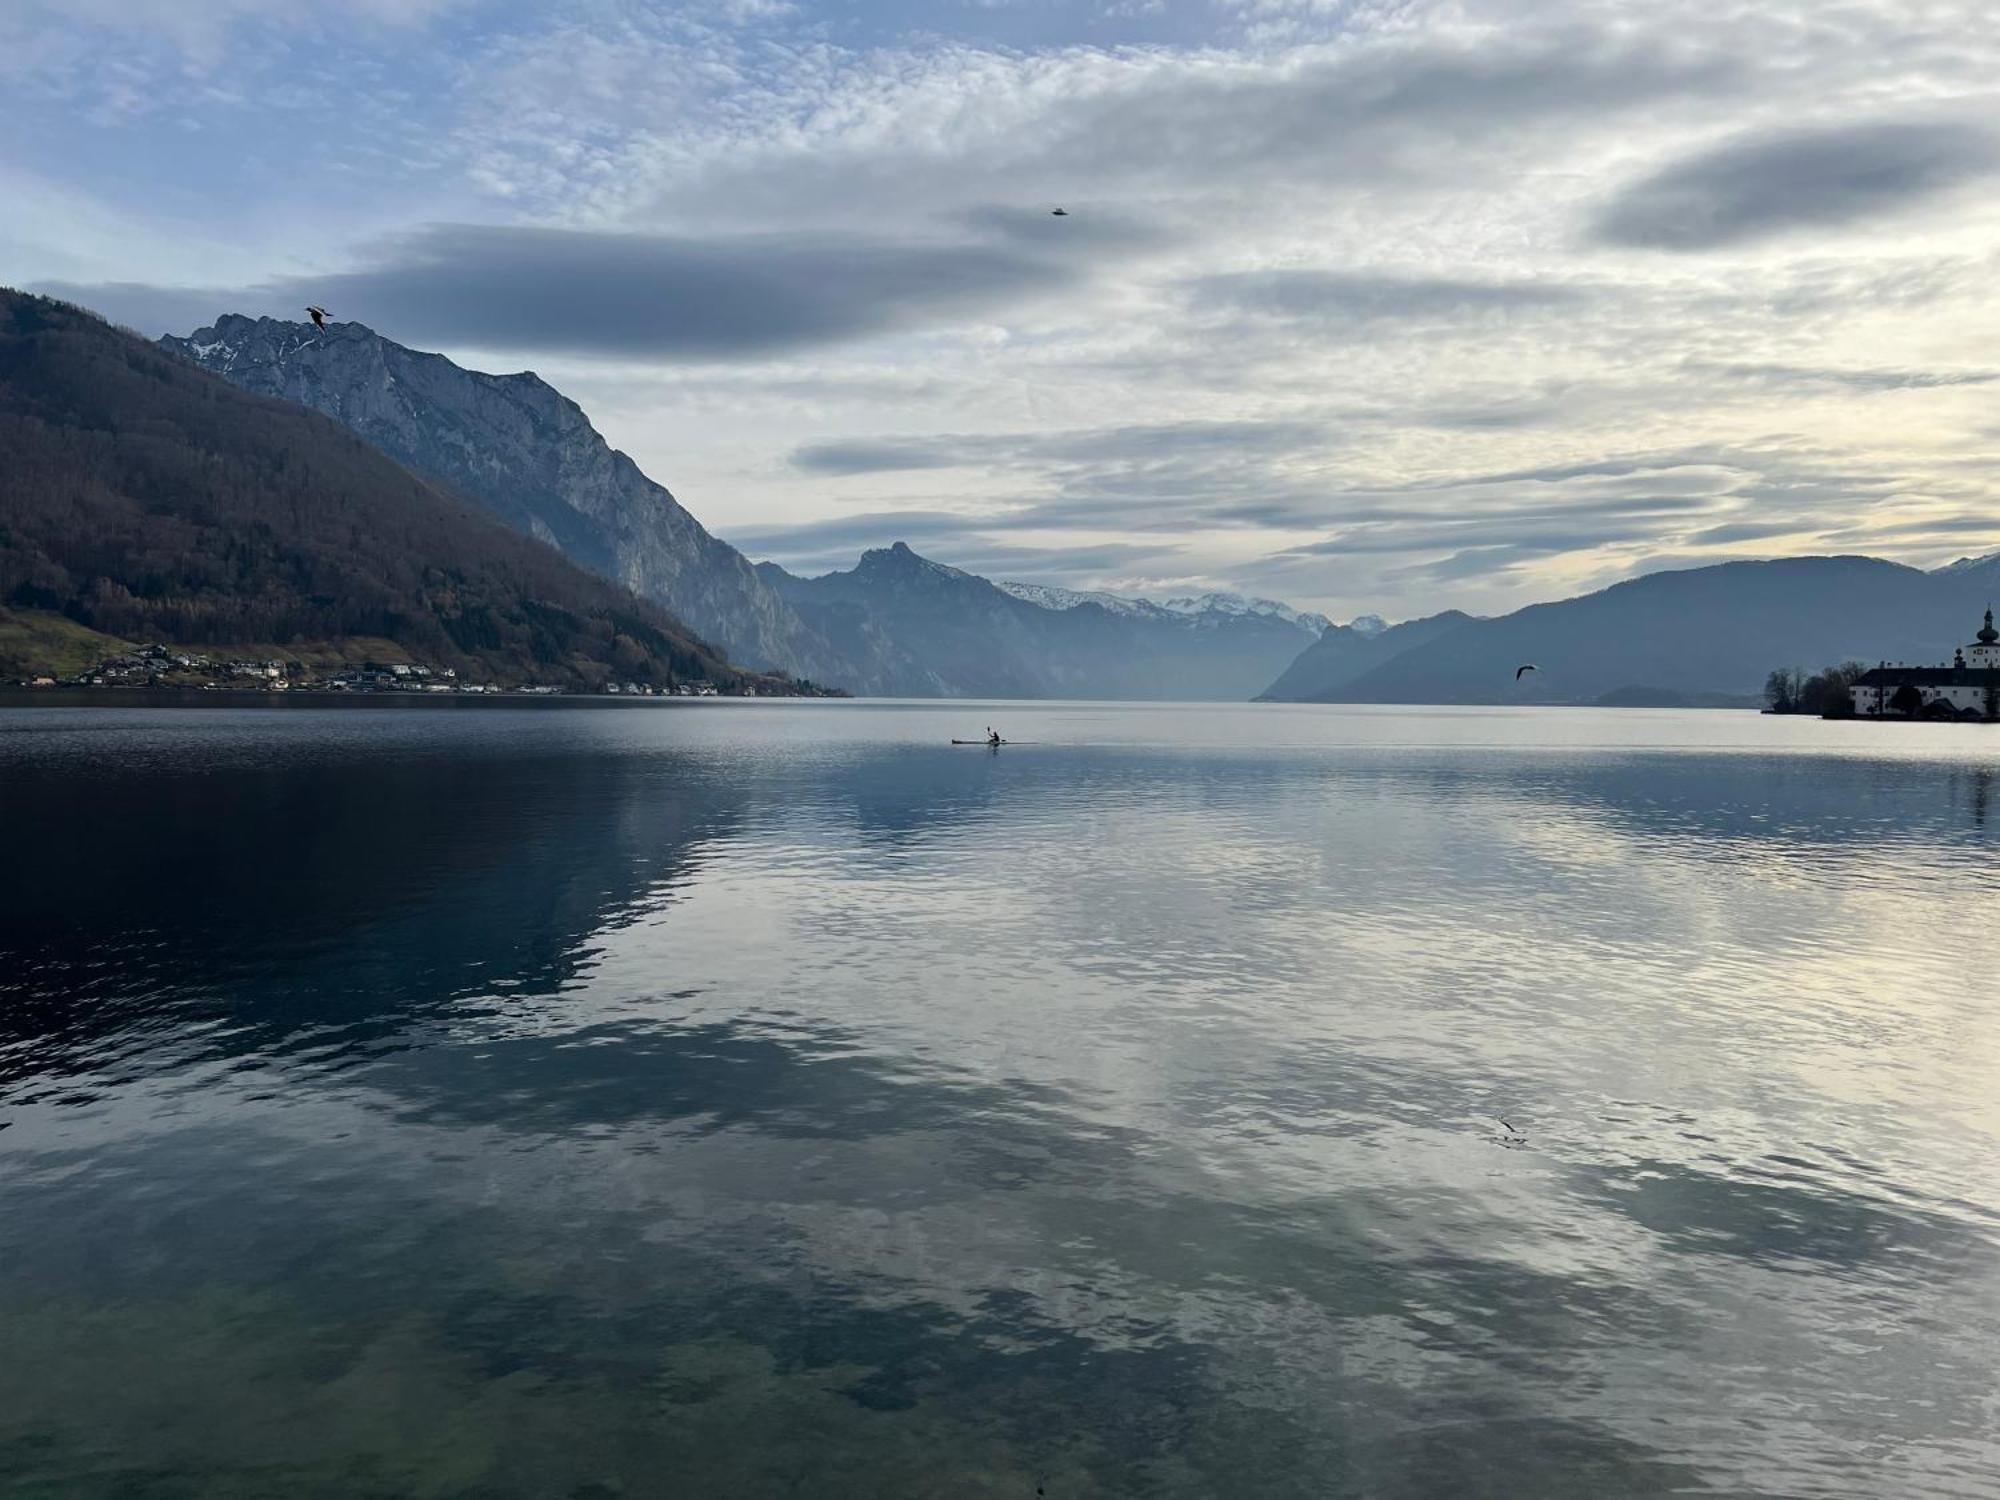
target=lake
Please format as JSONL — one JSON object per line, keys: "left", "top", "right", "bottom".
{"left": 2, "top": 701, "right": 1997, "bottom": 1498}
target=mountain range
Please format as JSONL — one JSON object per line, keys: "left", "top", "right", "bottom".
{"left": 996, "top": 581, "right": 1331, "bottom": 634}
{"left": 1256, "top": 611, "right": 1477, "bottom": 702}
{"left": 160, "top": 314, "right": 847, "bottom": 683}
{"left": 0, "top": 290, "right": 747, "bottom": 692}
{"left": 158, "top": 314, "right": 1347, "bottom": 699}
{"left": 1259, "top": 556, "right": 2000, "bottom": 706}
{"left": 757, "top": 545, "right": 1335, "bottom": 699}
{"left": 13, "top": 295, "right": 1988, "bottom": 707}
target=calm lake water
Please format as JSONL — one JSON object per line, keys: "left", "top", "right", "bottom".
{"left": 2, "top": 701, "right": 1997, "bottom": 1498}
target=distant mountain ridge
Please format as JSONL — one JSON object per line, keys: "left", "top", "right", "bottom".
{"left": 1265, "top": 555, "right": 2000, "bottom": 706}
{"left": 997, "top": 580, "right": 1334, "bottom": 635}
{"left": 160, "top": 314, "right": 846, "bottom": 681}
{"left": 157, "top": 314, "right": 1344, "bottom": 700}
{"left": 1935, "top": 550, "right": 2000, "bottom": 576}
{"left": 1, "top": 290, "right": 745, "bottom": 691}
{"left": 762, "top": 543, "right": 1338, "bottom": 699}
{"left": 1257, "top": 612, "right": 1477, "bottom": 702}
{"left": 151, "top": 311, "right": 1998, "bottom": 710}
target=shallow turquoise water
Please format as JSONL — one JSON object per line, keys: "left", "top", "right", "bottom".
{"left": 2, "top": 701, "right": 1997, "bottom": 1497}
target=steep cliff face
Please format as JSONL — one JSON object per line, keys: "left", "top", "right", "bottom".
{"left": 2, "top": 289, "right": 740, "bottom": 691}
{"left": 161, "top": 315, "right": 844, "bottom": 681}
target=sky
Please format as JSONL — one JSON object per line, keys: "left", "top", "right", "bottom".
{"left": 7, "top": 0, "right": 2000, "bottom": 620}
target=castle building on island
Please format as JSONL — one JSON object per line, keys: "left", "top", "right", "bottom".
{"left": 1851, "top": 608, "right": 2000, "bottom": 719}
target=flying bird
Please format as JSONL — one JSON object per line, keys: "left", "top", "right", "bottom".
{"left": 306, "top": 305, "right": 328, "bottom": 331}
{"left": 1050, "top": 207, "right": 1069, "bottom": 216}
{"left": 1515, "top": 664, "right": 1539, "bottom": 681}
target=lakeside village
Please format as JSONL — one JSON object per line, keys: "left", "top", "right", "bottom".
{"left": 1768, "top": 608, "right": 2000, "bottom": 721}
{"left": 9, "top": 643, "right": 793, "bottom": 697}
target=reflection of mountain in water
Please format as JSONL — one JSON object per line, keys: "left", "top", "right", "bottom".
{"left": 4, "top": 713, "right": 1998, "bottom": 1497}
{"left": 0, "top": 723, "right": 747, "bottom": 1097}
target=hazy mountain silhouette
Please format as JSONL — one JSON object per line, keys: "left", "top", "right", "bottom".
{"left": 1305, "top": 557, "right": 2000, "bottom": 705}
{"left": 763, "top": 543, "right": 1333, "bottom": 698}
{"left": 1258, "top": 611, "right": 1476, "bottom": 701}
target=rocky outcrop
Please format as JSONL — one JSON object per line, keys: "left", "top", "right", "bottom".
{"left": 3, "top": 289, "right": 742, "bottom": 692}
{"left": 161, "top": 315, "right": 846, "bottom": 682}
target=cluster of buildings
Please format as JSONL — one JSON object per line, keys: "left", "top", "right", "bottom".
{"left": 16, "top": 644, "right": 528, "bottom": 695}
{"left": 8, "top": 642, "right": 803, "bottom": 697}
{"left": 24, "top": 644, "right": 291, "bottom": 690}
{"left": 1851, "top": 609, "right": 2000, "bottom": 720}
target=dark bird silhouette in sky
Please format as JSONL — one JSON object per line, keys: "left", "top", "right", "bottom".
{"left": 306, "top": 305, "right": 328, "bottom": 331}
{"left": 1515, "top": 664, "right": 1539, "bottom": 681}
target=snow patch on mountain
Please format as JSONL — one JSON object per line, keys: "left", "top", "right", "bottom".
{"left": 996, "top": 582, "right": 1168, "bottom": 619}
{"left": 1157, "top": 592, "right": 1333, "bottom": 634}
{"left": 999, "top": 581, "right": 1331, "bottom": 635}
{"left": 1934, "top": 551, "right": 2000, "bottom": 576}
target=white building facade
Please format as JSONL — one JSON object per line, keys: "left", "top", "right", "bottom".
{"left": 1851, "top": 609, "right": 2000, "bottom": 719}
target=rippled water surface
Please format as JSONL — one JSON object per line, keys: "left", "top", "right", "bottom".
{"left": 3, "top": 701, "right": 1998, "bottom": 1498}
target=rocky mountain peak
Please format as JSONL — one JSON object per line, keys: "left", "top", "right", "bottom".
{"left": 159, "top": 314, "right": 847, "bottom": 684}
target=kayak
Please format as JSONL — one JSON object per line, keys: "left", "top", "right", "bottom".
{"left": 950, "top": 739, "right": 1032, "bottom": 745}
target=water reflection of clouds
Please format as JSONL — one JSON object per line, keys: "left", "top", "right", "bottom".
{"left": 6, "top": 709, "right": 2000, "bottom": 1496}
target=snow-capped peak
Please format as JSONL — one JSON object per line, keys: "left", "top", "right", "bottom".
{"left": 1935, "top": 551, "right": 2000, "bottom": 576}
{"left": 997, "top": 582, "right": 1166, "bottom": 618}
{"left": 1157, "top": 592, "right": 1333, "bottom": 634}
{"left": 998, "top": 582, "right": 1330, "bottom": 634}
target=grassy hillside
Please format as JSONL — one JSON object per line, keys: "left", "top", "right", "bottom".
{"left": 0, "top": 609, "right": 129, "bottom": 678}
{"left": 0, "top": 289, "right": 745, "bottom": 691}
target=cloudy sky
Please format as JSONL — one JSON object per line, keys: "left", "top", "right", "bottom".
{"left": 9, "top": 0, "right": 2000, "bottom": 619}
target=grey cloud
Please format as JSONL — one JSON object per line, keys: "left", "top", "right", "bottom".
{"left": 775, "top": 428, "right": 1938, "bottom": 599}
{"left": 1685, "top": 360, "right": 2000, "bottom": 394}
{"left": 35, "top": 282, "right": 252, "bottom": 341}
{"left": 40, "top": 221, "right": 1082, "bottom": 358}
{"left": 955, "top": 203, "right": 1168, "bottom": 252}
{"left": 1412, "top": 545, "right": 1555, "bottom": 583}
{"left": 789, "top": 418, "right": 1329, "bottom": 476}
{"left": 1056, "top": 34, "right": 1741, "bottom": 186}
{"left": 1186, "top": 269, "right": 1581, "bottom": 324}
{"left": 1415, "top": 400, "right": 1563, "bottom": 430}
{"left": 751, "top": 534, "right": 1179, "bottom": 584}
{"left": 724, "top": 506, "right": 1184, "bottom": 581}
{"left": 724, "top": 510, "right": 1000, "bottom": 556}
{"left": 1594, "top": 121, "right": 2000, "bottom": 251}
{"left": 1686, "top": 520, "right": 1810, "bottom": 546}
{"left": 888, "top": 539, "right": 1182, "bottom": 582}
{"left": 1824, "top": 514, "right": 2000, "bottom": 542}
{"left": 791, "top": 442, "right": 961, "bottom": 477}
{"left": 1280, "top": 505, "right": 1708, "bottom": 559}
{"left": 606, "top": 30, "right": 1744, "bottom": 234}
